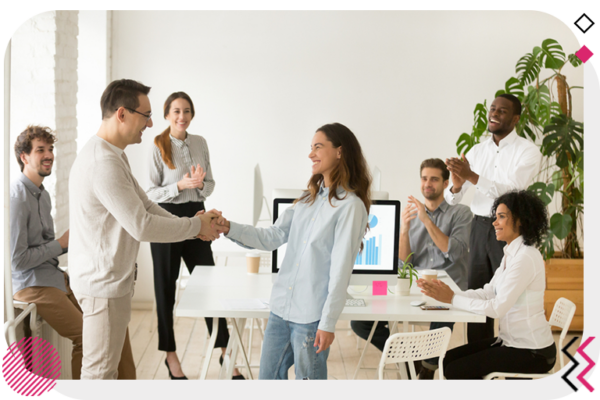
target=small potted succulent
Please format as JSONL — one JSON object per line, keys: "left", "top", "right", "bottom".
{"left": 397, "top": 253, "right": 418, "bottom": 296}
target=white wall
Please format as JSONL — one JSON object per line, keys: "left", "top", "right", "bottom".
{"left": 106, "top": 11, "right": 583, "bottom": 305}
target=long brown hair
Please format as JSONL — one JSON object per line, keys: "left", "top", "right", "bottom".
{"left": 297, "top": 123, "right": 372, "bottom": 250}
{"left": 154, "top": 92, "right": 196, "bottom": 169}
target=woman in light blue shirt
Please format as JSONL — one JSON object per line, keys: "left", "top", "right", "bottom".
{"left": 215, "top": 123, "right": 371, "bottom": 379}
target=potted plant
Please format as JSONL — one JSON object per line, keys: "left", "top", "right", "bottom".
{"left": 397, "top": 253, "right": 418, "bottom": 296}
{"left": 454, "top": 38, "right": 584, "bottom": 330}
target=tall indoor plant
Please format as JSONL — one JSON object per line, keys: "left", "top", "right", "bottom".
{"left": 454, "top": 39, "right": 584, "bottom": 331}
{"left": 455, "top": 38, "right": 583, "bottom": 260}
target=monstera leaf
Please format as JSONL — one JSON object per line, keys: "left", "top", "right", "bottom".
{"left": 516, "top": 48, "right": 542, "bottom": 86}
{"left": 456, "top": 133, "right": 474, "bottom": 155}
{"left": 528, "top": 182, "right": 555, "bottom": 206}
{"left": 515, "top": 106, "right": 537, "bottom": 141}
{"left": 538, "top": 39, "right": 565, "bottom": 70}
{"left": 568, "top": 53, "right": 583, "bottom": 68}
{"left": 473, "top": 102, "right": 488, "bottom": 134}
{"left": 541, "top": 114, "right": 584, "bottom": 168}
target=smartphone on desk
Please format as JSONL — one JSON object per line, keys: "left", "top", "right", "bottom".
{"left": 420, "top": 305, "right": 449, "bottom": 311}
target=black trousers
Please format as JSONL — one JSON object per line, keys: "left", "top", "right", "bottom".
{"left": 150, "top": 201, "right": 229, "bottom": 352}
{"left": 467, "top": 216, "right": 505, "bottom": 343}
{"left": 443, "top": 337, "right": 556, "bottom": 379}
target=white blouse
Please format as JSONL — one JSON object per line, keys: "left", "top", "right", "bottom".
{"left": 452, "top": 235, "right": 554, "bottom": 349}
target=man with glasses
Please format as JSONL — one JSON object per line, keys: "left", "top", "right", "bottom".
{"left": 69, "top": 79, "right": 222, "bottom": 379}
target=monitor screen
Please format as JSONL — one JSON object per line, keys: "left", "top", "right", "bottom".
{"left": 271, "top": 198, "right": 400, "bottom": 276}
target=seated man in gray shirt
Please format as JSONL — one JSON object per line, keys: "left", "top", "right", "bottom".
{"left": 351, "top": 158, "right": 471, "bottom": 379}
{"left": 10, "top": 125, "right": 135, "bottom": 379}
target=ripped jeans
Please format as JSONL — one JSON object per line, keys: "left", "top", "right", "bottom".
{"left": 258, "top": 312, "right": 330, "bottom": 379}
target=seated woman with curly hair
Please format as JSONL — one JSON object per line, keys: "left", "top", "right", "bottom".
{"left": 417, "top": 190, "right": 556, "bottom": 379}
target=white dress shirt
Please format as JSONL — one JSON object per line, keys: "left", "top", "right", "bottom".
{"left": 226, "top": 186, "right": 368, "bottom": 332}
{"left": 444, "top": 130, "right": 542, "bottom": 217}
{"left": 451, "top": 235, "right": 554, "bottom": 349}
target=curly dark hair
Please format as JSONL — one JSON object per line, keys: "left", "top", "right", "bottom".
{"left": 14, "top": 125, "right": 57, "bottom": 172}
{"left": 491, "top": 190, "right": 549, "bottom": 247}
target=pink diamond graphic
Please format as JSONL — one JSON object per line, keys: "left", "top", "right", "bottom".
{"left": 576, "top": 46, "right": 593, "bottom": 63}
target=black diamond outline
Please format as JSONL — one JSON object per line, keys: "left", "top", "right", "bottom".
{"left": 575, "top": 13, "right": 595, "bottom": 34}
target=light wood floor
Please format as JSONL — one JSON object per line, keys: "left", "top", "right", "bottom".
{"left": 128, "top": 309, "right": 582, "bottom": 380}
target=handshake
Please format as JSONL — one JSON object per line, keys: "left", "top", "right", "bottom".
{"left": 195, "top": 209, "right": 230, "bottom": 241}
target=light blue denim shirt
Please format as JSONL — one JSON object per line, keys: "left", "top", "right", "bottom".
{"left": 226, "top": 186, "right": 368, "bottom": 332}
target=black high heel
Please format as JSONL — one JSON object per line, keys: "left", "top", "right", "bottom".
{"left": 165, "top": 359, "right": 188, "bottom": 380}
{"left": 219, "top": 355, "right": 245, "bottom": 380}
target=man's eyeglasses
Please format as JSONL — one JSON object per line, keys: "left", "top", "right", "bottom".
{"left": 117, "top": 107, "right": 152, "bottom": 122}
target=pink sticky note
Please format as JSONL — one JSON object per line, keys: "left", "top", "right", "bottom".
{"left": 372, "top": 281, "right": 387, "bottom": 296}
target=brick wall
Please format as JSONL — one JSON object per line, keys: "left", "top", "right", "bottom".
{"left": 10, "top": 11, "right": 79, "bottom": 266}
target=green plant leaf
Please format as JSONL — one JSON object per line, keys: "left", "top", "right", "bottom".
{"left": 504, "top": 77, "right": 525, "bottom": 101}
{"left": 528, "top": 182, "right": 555, "bottom": 206}
{"left": 552, "top": 170, "right": 563, "bottom": 190}
{"left": 550, "top": 213, "right": 572, "bottom": 240}
{"left": 516, "top": 51, "right": 542, "bottom": 86}
{"left": 567, "top": 53, "right": 583, "bottom": 68}
{"left": 541, "top": 114, "right": 584, "bottom": 168}
{"left": 539, "top": 39, "right": 565, "bottom": 70}
{"left": 456, "top": 133, "right": 473, "bottom": 155}
{"left": 539, "top": 229, "right": 555, "bottom": 259}
{"left": 473, "top": 102, "right": 488, "bottom": 132}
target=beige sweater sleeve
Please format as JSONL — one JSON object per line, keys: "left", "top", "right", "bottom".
{"left": 93, "top": 157, "right": 201, "bottom": 243}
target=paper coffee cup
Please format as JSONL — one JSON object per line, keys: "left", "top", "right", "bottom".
{"left": 246, "top": 252, "right": 260, "bottom": 274}
{"left": 422, "top": 269, "right": 438, "bottom": 281}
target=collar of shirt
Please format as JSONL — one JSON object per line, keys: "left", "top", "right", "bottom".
{"left": 426, "top": 199, "right": 448, "bottom": 216}
{"left": 19, "top": 173, "right": 44, "bottom": 197}
{"left": 318, "top": 183, "right": 347, "bottom": 198}
{"left": 170, "top": 133, "right": 190, "bottom": 149}
{"left": 484, "top": 129, "right": 518, "bottom": 150}
{"left": 503, "top": 235, "right": 525, "bottom": 258}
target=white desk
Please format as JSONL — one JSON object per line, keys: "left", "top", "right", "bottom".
{"left": 176, "top": 266, "right": 485, "bottom": 379}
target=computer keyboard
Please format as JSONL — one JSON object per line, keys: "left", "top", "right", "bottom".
{"left": 345, "top": 298, "right": 366, "bottom": 307}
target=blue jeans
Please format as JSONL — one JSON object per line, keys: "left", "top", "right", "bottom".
{"left": 259, "top": 312, "right": 330, "bottom": 380}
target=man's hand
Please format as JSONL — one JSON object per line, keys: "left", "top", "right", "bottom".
{"left": 408, "top": 195, "right": 429, "bottom": 225}
{"left": 400, "top": 199, "right": 418, "bottom": 233}
{"left": 197, "top": 211, "right": 221, "bottom": 241}
{"left": 313, "top": 330, "right": 335, "bottom": 354}
{"left": 445, "top": 153, "right": 476, "bottom": 186}
{"left": 416, "top": 279, "right": 455, "bottom": 304}
{"left": 57, "top": 229, "right": 69, "bottom": 249}
{"left": 177, "top": 164, "right": 206, "bottom": 191}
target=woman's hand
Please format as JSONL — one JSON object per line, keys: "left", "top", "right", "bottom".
{"left": 417, "top": 279, "right": 455, "bottom": 304}
{"left": 314, "top": 330, "right": 335, "bottom": 354}
{"left": 177, "top": 164, "right": 206, "bottom": 191}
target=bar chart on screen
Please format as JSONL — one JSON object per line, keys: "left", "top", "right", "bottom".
{"left": 356, "top": 214, "right": 383, "bottom": 266}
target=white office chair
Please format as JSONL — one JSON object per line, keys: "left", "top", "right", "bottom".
{"left": 7, "top": 301, "right": 42, "bottom": 340}
{"left": 378, "top": 327, "right": 451, "bottom": 380}
{"left": 483, "top": 297, "right": 576, "bottom": 380}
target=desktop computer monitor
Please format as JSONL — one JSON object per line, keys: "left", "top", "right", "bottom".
{"left": 271, "top": 198, "right": 400, "bottom": 286}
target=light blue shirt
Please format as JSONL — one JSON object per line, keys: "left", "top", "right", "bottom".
{"left": 226, "top": 186, "right": 368, "bottom": 332}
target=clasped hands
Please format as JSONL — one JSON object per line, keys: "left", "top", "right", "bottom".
{"left": 194, "top": 209, "right": 230, "bottom": 241}
{"left": 445, "top": 153, "right": 476, "bottom": 190}
{"left": 178, "top": 164, "right": 206, "bottom": 191}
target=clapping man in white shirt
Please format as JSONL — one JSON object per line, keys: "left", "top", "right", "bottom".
{"left": 69, "top": 79, "right": 221, "bottom": 379}
{"left": 444, "top": 94, "right": 542, "bottom": 343}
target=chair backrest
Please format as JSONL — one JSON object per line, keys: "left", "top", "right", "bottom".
{"left": 548, "top": 297, "right": 576, "bottom": 370}
{"left": 379, "top": 327, "right": 451, "bottom": 379}
{"left": 548, "top": 297, "right": 576, "bottom": 331}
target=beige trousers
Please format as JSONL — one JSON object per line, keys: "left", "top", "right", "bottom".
{"left": 13, "top": 273, "right": 136, "bottom": 379}
{"left": 75, "top": 290, "right": 135, "bottom": 380}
